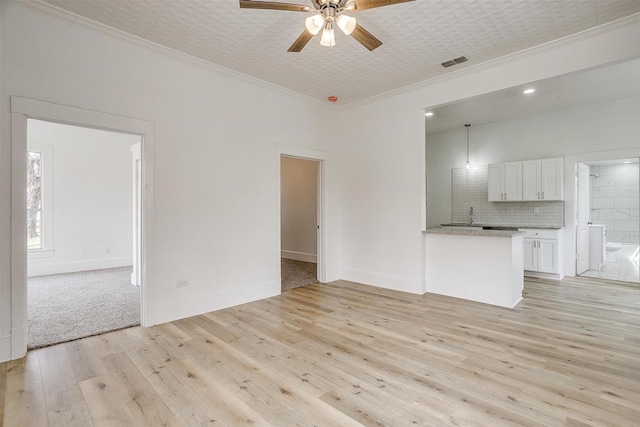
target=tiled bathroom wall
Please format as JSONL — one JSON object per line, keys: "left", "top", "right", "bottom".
{"left": 590, "top": 163, "right": 639, "bottom": 244}
{"left": 451, "top": 166, "right": 565, "bottom": 227}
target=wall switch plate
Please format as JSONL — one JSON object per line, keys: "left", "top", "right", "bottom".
{"left": 533, "top": 207, "right": 539, "bottom": 214}
{"left": 177, "top": 279, "right": 189, "bottom": 288}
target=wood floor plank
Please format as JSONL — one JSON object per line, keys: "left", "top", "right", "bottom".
{"left": 3, "top": 352, "right": 48, "bottom": 426}
{"left": 2, "top": 276, "right": 640, "bottom": 426}
{"left": 37, "top": 345, "right": 93, "bottom": 427}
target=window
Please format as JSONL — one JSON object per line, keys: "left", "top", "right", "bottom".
{"left": 27, "top": 142, "right": 54, "bottom": 257}
{"left": 27, "top": 151, "right": 42, "bottom": 249}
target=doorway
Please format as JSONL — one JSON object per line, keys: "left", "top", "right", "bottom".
{"left": 25, "top": 119, "right": 142, "bottom": 349}
{"left": 576, "top": 158, "right": 639, "bottom": 284}
{"left": 277, "top": 145, "right": 327, "bottom": 292}
{"left": 280, "top": 156, "right": 319, "bottom": 291}
{"left": 9, "top": 96, "right": 155, "bottom": 360}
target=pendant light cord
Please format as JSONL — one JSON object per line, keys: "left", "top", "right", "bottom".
{"left": 465, "top": 124, "right": 471, "bottom": 168}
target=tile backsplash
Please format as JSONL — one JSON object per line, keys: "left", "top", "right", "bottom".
{"left": 451, "top": 166, "right": 565, "bottom": 227}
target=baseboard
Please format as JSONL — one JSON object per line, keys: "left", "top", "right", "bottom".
{"left": 154, "top": 280, "right": 280, "bottom": 325}
{"left": 0, "top": 334, "right": 11, "bottom": 363}
{"left": 281, "top": 250, "right": 317, "bottom": 263}
{"left": 340, "top": 267, "right": 423, "bottom": 294}
{"left": 27, "top": 257, "right": 133, "bottom": 277}
{"left": 524, "top": 271, "right": 565, "bottom": 280}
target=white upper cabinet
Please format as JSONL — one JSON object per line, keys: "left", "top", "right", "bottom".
{"left": 490, "top": 157, "right": 564, "bottom": 202}
{"left": 488, "top": 162, "right": 522, "bottom": 201}
{"left": 541, "top": 158, "right": 564, "bottom": 200}
{"left": 522, "top": 158, "right": 564, "bottom": 201}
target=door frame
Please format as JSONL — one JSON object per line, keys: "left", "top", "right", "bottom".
{"left": 565, "top": 148, "right": 640, "bottom": 278}
{"left": 576, "top": 162, "right": 590, "bottom": 275}
{"left": 10, "top": 96, "right": 156, "bottom": 360}
{"left": 277, "top": 145, "right": 328, "bottom": 285}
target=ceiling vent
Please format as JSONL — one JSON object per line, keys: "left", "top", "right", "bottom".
{"left": 441, "top": 56, "right": 468, "bottom": 68}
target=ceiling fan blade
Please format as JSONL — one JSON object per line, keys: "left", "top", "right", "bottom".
{"left": 353, "top": 0, "right": 415, "bottom": 11}
{"left": 239, "top": 0, "right": 313, "bottom": 12}
{"left": 350, "top": 24, "right": 382, "bottom": 51}
{"left": 288, "top": 30, "right": 314, "bottom": 52}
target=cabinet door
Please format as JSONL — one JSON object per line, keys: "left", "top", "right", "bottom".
{"left": 537, "top": 239, "right": 558, "bottom": 273}
{"left": 523, "top": 238, "right": 537, "bottom": 271}
{"left": 503, "top": 162, "right": 522, "bottom": 201}
{"left": 488, "top": 164, "right": 504, "bottom": 201}
{"left": 541, "top": 158, "right": 564, "bottom": 200}
{"left": 522, "top": 160, "right": 540, "bottom": 201}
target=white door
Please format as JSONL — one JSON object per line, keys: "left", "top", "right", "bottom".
{"left": 576, "top": 163, "right": 590, "bottom": 274}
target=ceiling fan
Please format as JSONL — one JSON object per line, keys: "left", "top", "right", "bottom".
{"left": 239, "top": 0, "right": 415, "bottom": 52}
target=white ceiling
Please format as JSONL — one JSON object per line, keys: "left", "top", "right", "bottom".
{"left": 42, "top": 0, "right": 640, "bottom": 106}
{"left": 425, "top": 57, "right": 640, "bottom": 134}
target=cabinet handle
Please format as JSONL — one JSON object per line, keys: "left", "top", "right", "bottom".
{"left": 542, "top": 191, "right": 544, "bottom": 199}
{"left": 538, "top": 192, "right": 540, "bottom": 199}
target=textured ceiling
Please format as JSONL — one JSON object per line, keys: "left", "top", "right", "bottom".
{"left": 43, "top": 0, "right": 640, "bottom": 105}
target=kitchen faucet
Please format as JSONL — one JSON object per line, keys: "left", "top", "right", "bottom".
{"left": 469, "top": 207, "right": 474, "bottom": 225}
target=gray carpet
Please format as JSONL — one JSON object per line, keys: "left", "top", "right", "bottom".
{"left": 281, "top": 258, "right": 318, "bottom": 291}
{"left": 28, "top": 267, "right": 140, "bottom": 350}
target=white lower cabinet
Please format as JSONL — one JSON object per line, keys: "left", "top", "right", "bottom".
{"left": 523, "top": 238, "right": 558, "bottom": 273}
{"left": 520, "top": 228, "right": 564, "bottom": 279}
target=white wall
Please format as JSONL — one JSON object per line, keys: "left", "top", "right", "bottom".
{"left": 27, "top": 119, "right": 139, "bottom": 276}
{"left": 0, "top": 2, "right": 337, "bottom": 360}
{"left": 426, "top": 96, "right": 640, "bottom": 227}
{"left": 2, "top": 1, "right": 640, "bottom": 361}
{"left": 281, "top": 157, "right": 317, "bottom": 263}
{"left": 334, "top": 18, "right": 640, "bottom": 295}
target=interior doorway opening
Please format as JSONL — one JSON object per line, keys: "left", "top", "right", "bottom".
{"left": 25, "top": 119, "right": 143, "bottom": 349}
{"left": 576, "top": 158, "right": 639, "bottom": 284}
{"left": 10, "top": 96, "right": 155, "bottom": 361}
{"left": 280, "top": 156, "right": 319, "bottom": 291}
{"left": 276, "top": 145, "right": 328, "bottom": 293}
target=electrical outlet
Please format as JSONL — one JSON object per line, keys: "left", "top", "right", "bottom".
{"left": 177, "top": 279, "right": 189, "bottom": 288}
{"left": 533, "top": 207, "right": 539, "bottom": 215}
{"left": 105, "top": 247, "right": 111, "bottom": 254}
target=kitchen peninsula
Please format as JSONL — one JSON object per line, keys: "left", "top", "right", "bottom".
{"left": 424, "top": 227, "right": 524, "bottom": 308}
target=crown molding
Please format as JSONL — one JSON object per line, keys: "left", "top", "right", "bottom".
{"left": 9, "top": 1, "right": 640, "bottom": 112}
{"left": 339, "top": 12, "right": 640, "bottom": 110}
{"left": 10, "top": 0, "right": 333, "bottom": 110}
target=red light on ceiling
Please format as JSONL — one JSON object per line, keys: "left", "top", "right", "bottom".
{"left": 328, "top": 96, "right": 338, "bottom": 102}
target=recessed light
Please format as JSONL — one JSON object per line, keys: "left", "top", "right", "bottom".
{"left": 425, "top": 112, "right": 434, "bottom": 117}
{"left": 623, "top": 161, "right": 631, "bottom": 164}
{"left": 523, "top": 88, "right": 535, "bottom": 94}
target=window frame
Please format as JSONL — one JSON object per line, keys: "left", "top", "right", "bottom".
{"left": 27, "top": 142, "right": 54, "bottom": 258}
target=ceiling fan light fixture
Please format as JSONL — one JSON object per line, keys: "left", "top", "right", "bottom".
{"left": 320, "top": 23, "right": 335, "bottom": 47}
{"left": 336, "top": 14, "right": 356, "bottom": 35}
{"left": 305, "top": 14, "right": 324, "bottom": 35}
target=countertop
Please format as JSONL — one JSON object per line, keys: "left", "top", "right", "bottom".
{"left": 424, "top": 227, "right": 524, "bottom": 238}
{"left": 440, "top": 223, "right": 563, "bottom": 230}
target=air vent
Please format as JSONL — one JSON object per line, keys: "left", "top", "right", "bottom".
{"left": 441, "top": 56, "right": 469, "bottom": 68}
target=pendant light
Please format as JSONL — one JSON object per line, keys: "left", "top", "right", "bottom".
{"left": 465, "top": 124, "right": 471, "bottom": 169}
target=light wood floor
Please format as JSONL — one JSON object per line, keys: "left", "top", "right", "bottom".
{"left": 2, "top": 276, "right": 639, "bottom": 426}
